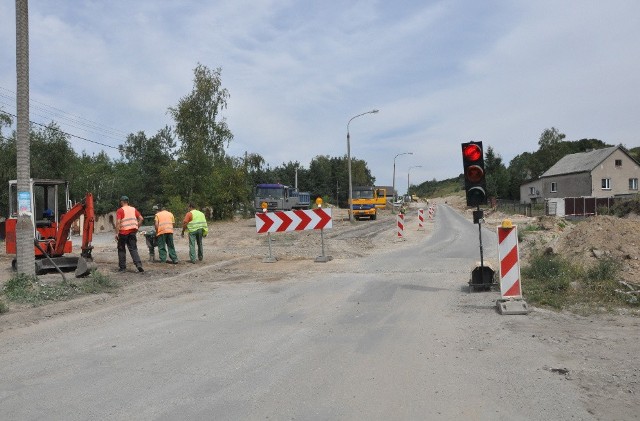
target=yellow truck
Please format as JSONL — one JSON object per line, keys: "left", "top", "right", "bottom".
{"left": 350, "top": 186, "right": 387, "bottom": 220}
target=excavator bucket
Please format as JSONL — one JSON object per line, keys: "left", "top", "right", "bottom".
{"left": 75, "top": 256, "right": 97, "bottom": 278}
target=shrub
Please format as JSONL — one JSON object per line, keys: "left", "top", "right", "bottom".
{"left": 521, "top": 252, "right": 579, "bottom": 309}
{"left": 586, "top": 257, "right": 621, "bottom": 282}
{"left": 610, "top": 196, "right": 640, "bottom": 217}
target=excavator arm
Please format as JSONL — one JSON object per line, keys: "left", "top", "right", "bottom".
{"left": 53, "top": 192, "right": 95, "bottom": 257}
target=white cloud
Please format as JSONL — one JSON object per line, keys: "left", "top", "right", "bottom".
{"left": 1, "top": 0, "right": 639, "bottom": 191}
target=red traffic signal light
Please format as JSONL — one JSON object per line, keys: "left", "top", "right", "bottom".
{"left": 461, "top": 141, "right": 487, "bottom": 207}
{"left": 462, "top": 143, "right": 482, "bottom": 162}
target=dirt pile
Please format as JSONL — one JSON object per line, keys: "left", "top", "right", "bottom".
{"left": 554, "top": 215, "right": 640, "bottom": 285}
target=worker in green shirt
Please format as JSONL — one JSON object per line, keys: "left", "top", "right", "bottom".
{"left": 181, "top": 203, "right": 208, "bottom": 263}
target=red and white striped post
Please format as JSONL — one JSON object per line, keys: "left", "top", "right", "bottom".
{"left": 418, "top": 208, "right": 424, "bottom": 230}
{"left": 497, "top": 222, "right": 521, "bottom": 298}
{"left": 428, "top": 206, "right": 434, "bottom": 221}
{"left": 496, "top": 219, "right": 529, "bottom": 314}
{"left": 396, "top": 213, "right": 404, "bottom": 238}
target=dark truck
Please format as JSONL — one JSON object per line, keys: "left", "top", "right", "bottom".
{"left": 254, "top": 183, "right": 311, "bottom": 211}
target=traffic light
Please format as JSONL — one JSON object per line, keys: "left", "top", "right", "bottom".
{"left": 461, "top": 141, "right": 487, "bottom": 207}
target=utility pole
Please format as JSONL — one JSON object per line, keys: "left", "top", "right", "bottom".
{"left": 16, "top": 0, "right": 35, "bottom": 276}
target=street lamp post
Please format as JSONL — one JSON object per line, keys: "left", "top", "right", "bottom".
{"left": 407, "top": 165, "right": 422, "bottom": 197}
{"left": 393, "top": 152, "right": 413, "bottom": 203}
{"left": 392, "top": 152, "right": 412, "bottom": 214}
{"left": 347, "top": 109, "right": 379, "bottom": 222}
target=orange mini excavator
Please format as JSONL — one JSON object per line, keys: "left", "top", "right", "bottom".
{"left": 5, "top": 179, "right": 96, "bottom": 277}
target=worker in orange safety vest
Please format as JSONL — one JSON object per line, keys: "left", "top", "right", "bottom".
{"left": 115, "top": 195, "right": 144, "bottom": 273}
{"left": 154, "top": 204, "right": 178, "bottom": 264}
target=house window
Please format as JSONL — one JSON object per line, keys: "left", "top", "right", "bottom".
{"left": 529, "top": 187, "right": 536, "bottom": 195}
{"left": 550, "top": 182, "right": 557, "bottom": 193}
{"left": 601, "top": 178, "right": 611, "bottom": 190}
{"left": 615, "top": 159, "right": 622, "bottom": 167}
{"left": 630, "top": 178, "right": 638, "bottom": 190}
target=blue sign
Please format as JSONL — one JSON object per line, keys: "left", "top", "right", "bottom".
{"left": 18, "top": 191, "right": 32, "bottom": 216}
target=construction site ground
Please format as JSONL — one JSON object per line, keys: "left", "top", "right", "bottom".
{"left": 1, "top": 196, "right": 639, "bottom": 419}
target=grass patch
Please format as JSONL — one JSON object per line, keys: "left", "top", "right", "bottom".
{"left": 79, "top": 270, "right": 119, "bottom": 294}
{"left": 521, "top": 252, "right": 635, "bottom": 312}
{"left": 522, "top": 223, "right": 543, "bottom": 232}
{"left": 521, "top": 253, "right": 578, "bottom": 309}
{"left": 519, "top": 224, "right": 543, "bottom": 242}
{"left": 3, "top": 273, "right": 75, "bottom": 305}
{"left": 1, "top": 270, "right": 118, "bottom": 310}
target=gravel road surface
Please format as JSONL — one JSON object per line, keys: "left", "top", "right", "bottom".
{"left": 0, "top": 204, "right": 638, "bottom": 420}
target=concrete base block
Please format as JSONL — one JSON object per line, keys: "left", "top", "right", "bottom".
{"left": 496, "top": 299, "right": 529, "bottom": 315}
{"left": 315, "top": 255, "right": 333, "bottom": 263}
{"left": 262, "top": 256, "right": 278, "bottom": 263}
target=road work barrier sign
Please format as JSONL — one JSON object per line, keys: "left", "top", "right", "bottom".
{"left": 418, "top": 208, "right": 424, "bottom": 230}
{"left": 496, "top": 220, "right": 529, "bottom": 314}
{"left": 256, "top": 208, "right": 332, "bottom": 233}
{"left": 497, "top": 224, "right": 522, "bottom": 298}
{"left": 256, "top": 208, "right": 333, "bottom": 263}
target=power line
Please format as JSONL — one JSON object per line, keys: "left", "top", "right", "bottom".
{"left": 0, "top": 86, "right": 129, "bottom": 137}
{"left": 0, "top": 109, "right": 119, "bottom": 150}
{"left": 0, "top": 85, "right": 129, "bottom": 149}
{"left": 0, "top": 92, "right": 126, "bottom": 141}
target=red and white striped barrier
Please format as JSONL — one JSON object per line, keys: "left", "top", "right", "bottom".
{"left": 397, "top": 213, "right": 404, "bottom": 238}
{"left": 256, "top": 208, "right": 332, "bottom": 234}
{"left": 418, "top": 208, "right": 424, "bottom": 230}
{"left": 497, "top": 224, "right": 522, "bottom": 299}
{"left": 428, "top": 206, "right": 434, "bottom": 221}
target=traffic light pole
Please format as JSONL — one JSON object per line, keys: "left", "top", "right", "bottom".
{"left": 462, "top": 141, "right": 494, "bottom": 290}
{"left": 477, "top": 205, "right": 485, "bottom": 274}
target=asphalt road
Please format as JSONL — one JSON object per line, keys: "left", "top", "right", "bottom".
{"left": 0, "top": 205, "right": 596, "bottom": 420}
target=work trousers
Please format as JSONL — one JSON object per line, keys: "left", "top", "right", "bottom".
{"left": 117, "top": 232, "right": 142, "bottom": 269}
{"left": 157, "top": 233, "right": 178, "bottom": 263}
{"left": 188, "top": 228, "right": 204, "bottom": 262}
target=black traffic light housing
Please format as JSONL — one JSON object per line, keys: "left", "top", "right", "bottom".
{"left": 461, "top": 141, "right": 487, "bottom": 207}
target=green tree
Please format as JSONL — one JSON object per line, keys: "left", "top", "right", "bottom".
{"left": 72, "top": 151, "right": 118, "bottom": 214}
{"left": 244, "top": 152, "right": 267, "bottom": 189}
{"left": 168, "top": 64, "right": 233, "bottom": 203}
{"left": 572, "top": 138, "right": 610, "bottom": 153}
{"left": 350, "top": 156, "right": 375, "bottom": 187}
{"left": 507, "top": 152, "right": 534, "bottom": 200}
{"left": 30, "top": 123, "right": 78, "bottom": 180}
{"left": 308, "top": 155, "right": 335, "bottom": 201}
{"left": 530, "top": 127, "right": 569, "bottom": 178}
{"left": 628, "top": 146, "right": 640, "bottom": 163}
{"left": 206, "top": 156, "right": 252, "bottom": 219}
{"left": 118, "top": 127, "right": 176, "bottom": 207}
{"left": 269, "top": 161, "right": 310, "bottom": 192}
{"left": 484, "top": 146, "right": 509, "bottom": 199}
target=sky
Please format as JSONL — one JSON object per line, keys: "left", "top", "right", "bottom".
{"left": 1, "top": 1, "right": 639, "bottom": 194}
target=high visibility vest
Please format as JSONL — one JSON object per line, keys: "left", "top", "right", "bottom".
{"left": 187, "top": 209, "right": 207, "bottom": 233}
{"left": 119, "top": 205, "right": 139, "bottom": 232}
{"left": 155, "top": 210, "right": 174, "bottom": 236}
